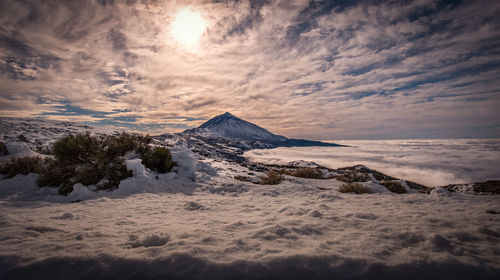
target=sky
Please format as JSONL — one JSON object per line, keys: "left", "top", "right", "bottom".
{"left": 0, "top": 0, "right": 499, "bottom": 140}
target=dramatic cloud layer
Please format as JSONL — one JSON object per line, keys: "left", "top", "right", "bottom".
{"left": 1, "top": 0, "right": 499, "bottom": 138}
{"left": 244, "top": 138, "right": 500, "bottom": 186}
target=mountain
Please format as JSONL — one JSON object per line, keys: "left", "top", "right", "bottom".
{"left": 183, "top": 112, "right": 287, "bottom": 142}
{"left": 182, "top": 112, "right": 343, "bottom": 148}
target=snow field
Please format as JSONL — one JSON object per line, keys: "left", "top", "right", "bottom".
{"left": 0, "top": 157, "right": 499, "bottom": 278}
{"left": 1, "top": 118, "right": 499, "bottom": 278}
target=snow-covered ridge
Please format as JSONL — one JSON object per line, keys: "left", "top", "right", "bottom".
{"left": 1, "top": 117, "right": 498, "bottom": 194}
{"left": 181, "top": 112, "right": 343, "bottom": 149}
{"left": 0, "top": 117, "right": 123, "bottom": 158}
{"left": 183, "top": 112, "right": 287, "bottom": 142}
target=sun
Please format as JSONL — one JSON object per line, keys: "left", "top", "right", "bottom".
{"left": 170, "top": 8, "right": 206, "bottom": 49}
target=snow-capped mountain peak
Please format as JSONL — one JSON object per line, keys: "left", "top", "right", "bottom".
{"left": 183, "top": 112, "right": 287, "bottom": 142}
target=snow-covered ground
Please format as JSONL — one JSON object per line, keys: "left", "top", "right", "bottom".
{"left": 1, "top": 119, "right": 499, "bottom": 279}
{"left": 0, "top": 118, "right": 123, "bottom": 160}
{"left": 244, "top": 139, "right": 500, "bottom": 187}
{"left": 1, "top": 166, "right": 499, "bottom": 279}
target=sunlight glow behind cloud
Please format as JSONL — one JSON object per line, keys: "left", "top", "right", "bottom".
{"left": 170, "top": 7, "right": 206, "bottom": 50}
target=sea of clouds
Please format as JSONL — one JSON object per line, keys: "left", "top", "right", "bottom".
{"left": 244, "top": 139, "right": 500, "bottom": 187}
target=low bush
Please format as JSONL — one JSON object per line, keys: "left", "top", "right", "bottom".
{"left": 17, "top": 134, "right": 28, "bottom": 142}
{"left": 98, "top": 159, "right": 133, "bottom": 191}
{"left": 0, "top": 156, "right": 46, "bottom": 179}
{"left": 287, "top": 167, "right": 323, "bottom": 179}
{"left": 36, "top": 133, "right": 170, "bottom": 195}
{"left": 34, "top": 144, "right": 51, "bottom": 155}
{"left": 334, "top": 172, "right": 370, "bottom": 183}
{"left": 381, "top": 181, "right": 407, "bottom": 194}
{"left": 37, "top": 159, "right": 72, "bottom": 193}
{"left": 0, "top": 142, "right": 8, "bottom": 155}
{"left": 234, "top": 175, "right": 251, "bottom": 182}
{"left": 52, "top": 133, "right": 100, "bottom": 165}
{"left": 75, "top": 163, "right": 102, "bottom": 186}
{"left": 339, "top": 183, "right": 370, "bottom": 194}
{"left": 1, "top": 133, "right": 174, "bottom": 195}
{"left": 473, "top": 180, "right": 500, "bottom": 194}
{"left": 141, "top": 147, "right": 175, "bottom": 173}
{"left": 105, "top": 133, "right": 152, "bottom": 158}
{"left": 340, "top": 165, "right": 396, "bottom": 181}
{"left": 260, "top": 170, "right": 283, "bottom": 185}
{"left": 406, "top": 180, "right": 432, "bottom": 194}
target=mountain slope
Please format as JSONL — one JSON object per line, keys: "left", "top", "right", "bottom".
{"left": 181, "top": 112, "right": 343, "bottom": 148}
{"left": 183, "top": 112, "right": 287, "bottom": 142}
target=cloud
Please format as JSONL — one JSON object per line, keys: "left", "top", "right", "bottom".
{"left": 0, "top": 0, "right": 499, "bottom": 138}
{"left": 244, "top": 138, "right": 500, "bottom": 186}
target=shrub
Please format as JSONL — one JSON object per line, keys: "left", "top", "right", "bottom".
{"left": 405, "top": 180, "right": 432, "bottom": 194}
{"left": 0, "top": 142, "right": 8, "bottom": 156}
{"left": 339, "top": 183, "right": 370, "bottom": 194}
{"left": 37, "top": 133, "right": 164, "bottom": 195}
{"left": 141, "top": 147, "right": 175, "bottom": 173}
{"left": 473, "top": 180, "right": 500, "bottom": 194}
{"left": 57, "top": 183, "right": 75, "bottom": 196}
{"left": 0, "top": 156, "right": 45, "bottom": 179}
{"left": 52, "top": 133, "right": 100, "bottom": 165}
{"left": 340, "top": 165, "right": 396, "bottom": 181}
{"left": 1, "top": 133, "right": 171, "bottom": 195}
{"left": 334, "top": 172, "right": 370, "bottom": 183}
{"left": 288, "top": 167, "right": 323, "bottom": 179}
{"left": 98, "top": 159, "right": 133, "bottom": 191}
{"left": 17, "top": 134, "right": 28, "bottom": 142}
{"left": 37, "top": 160, "right": 71, "bottom": 190}
{"left": 75, "top": 163, "right": 101, "bottom": 186}
{"left": 40, "top": 133, "right": 103, "bottom": 194}
{"left": 260, "top": 170, "right": 283, "bottom": 185}
{"left": 234, "top": 175, "right": 251, "bottom": 182}
{"left": 34, "top": 144, "right": 51, "bottom": 155}
{"left": 381, "top": 181, "right": 407, "bottom": 194}
{"left": 105, "top": 133, "right": 151, "bottom": 158}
